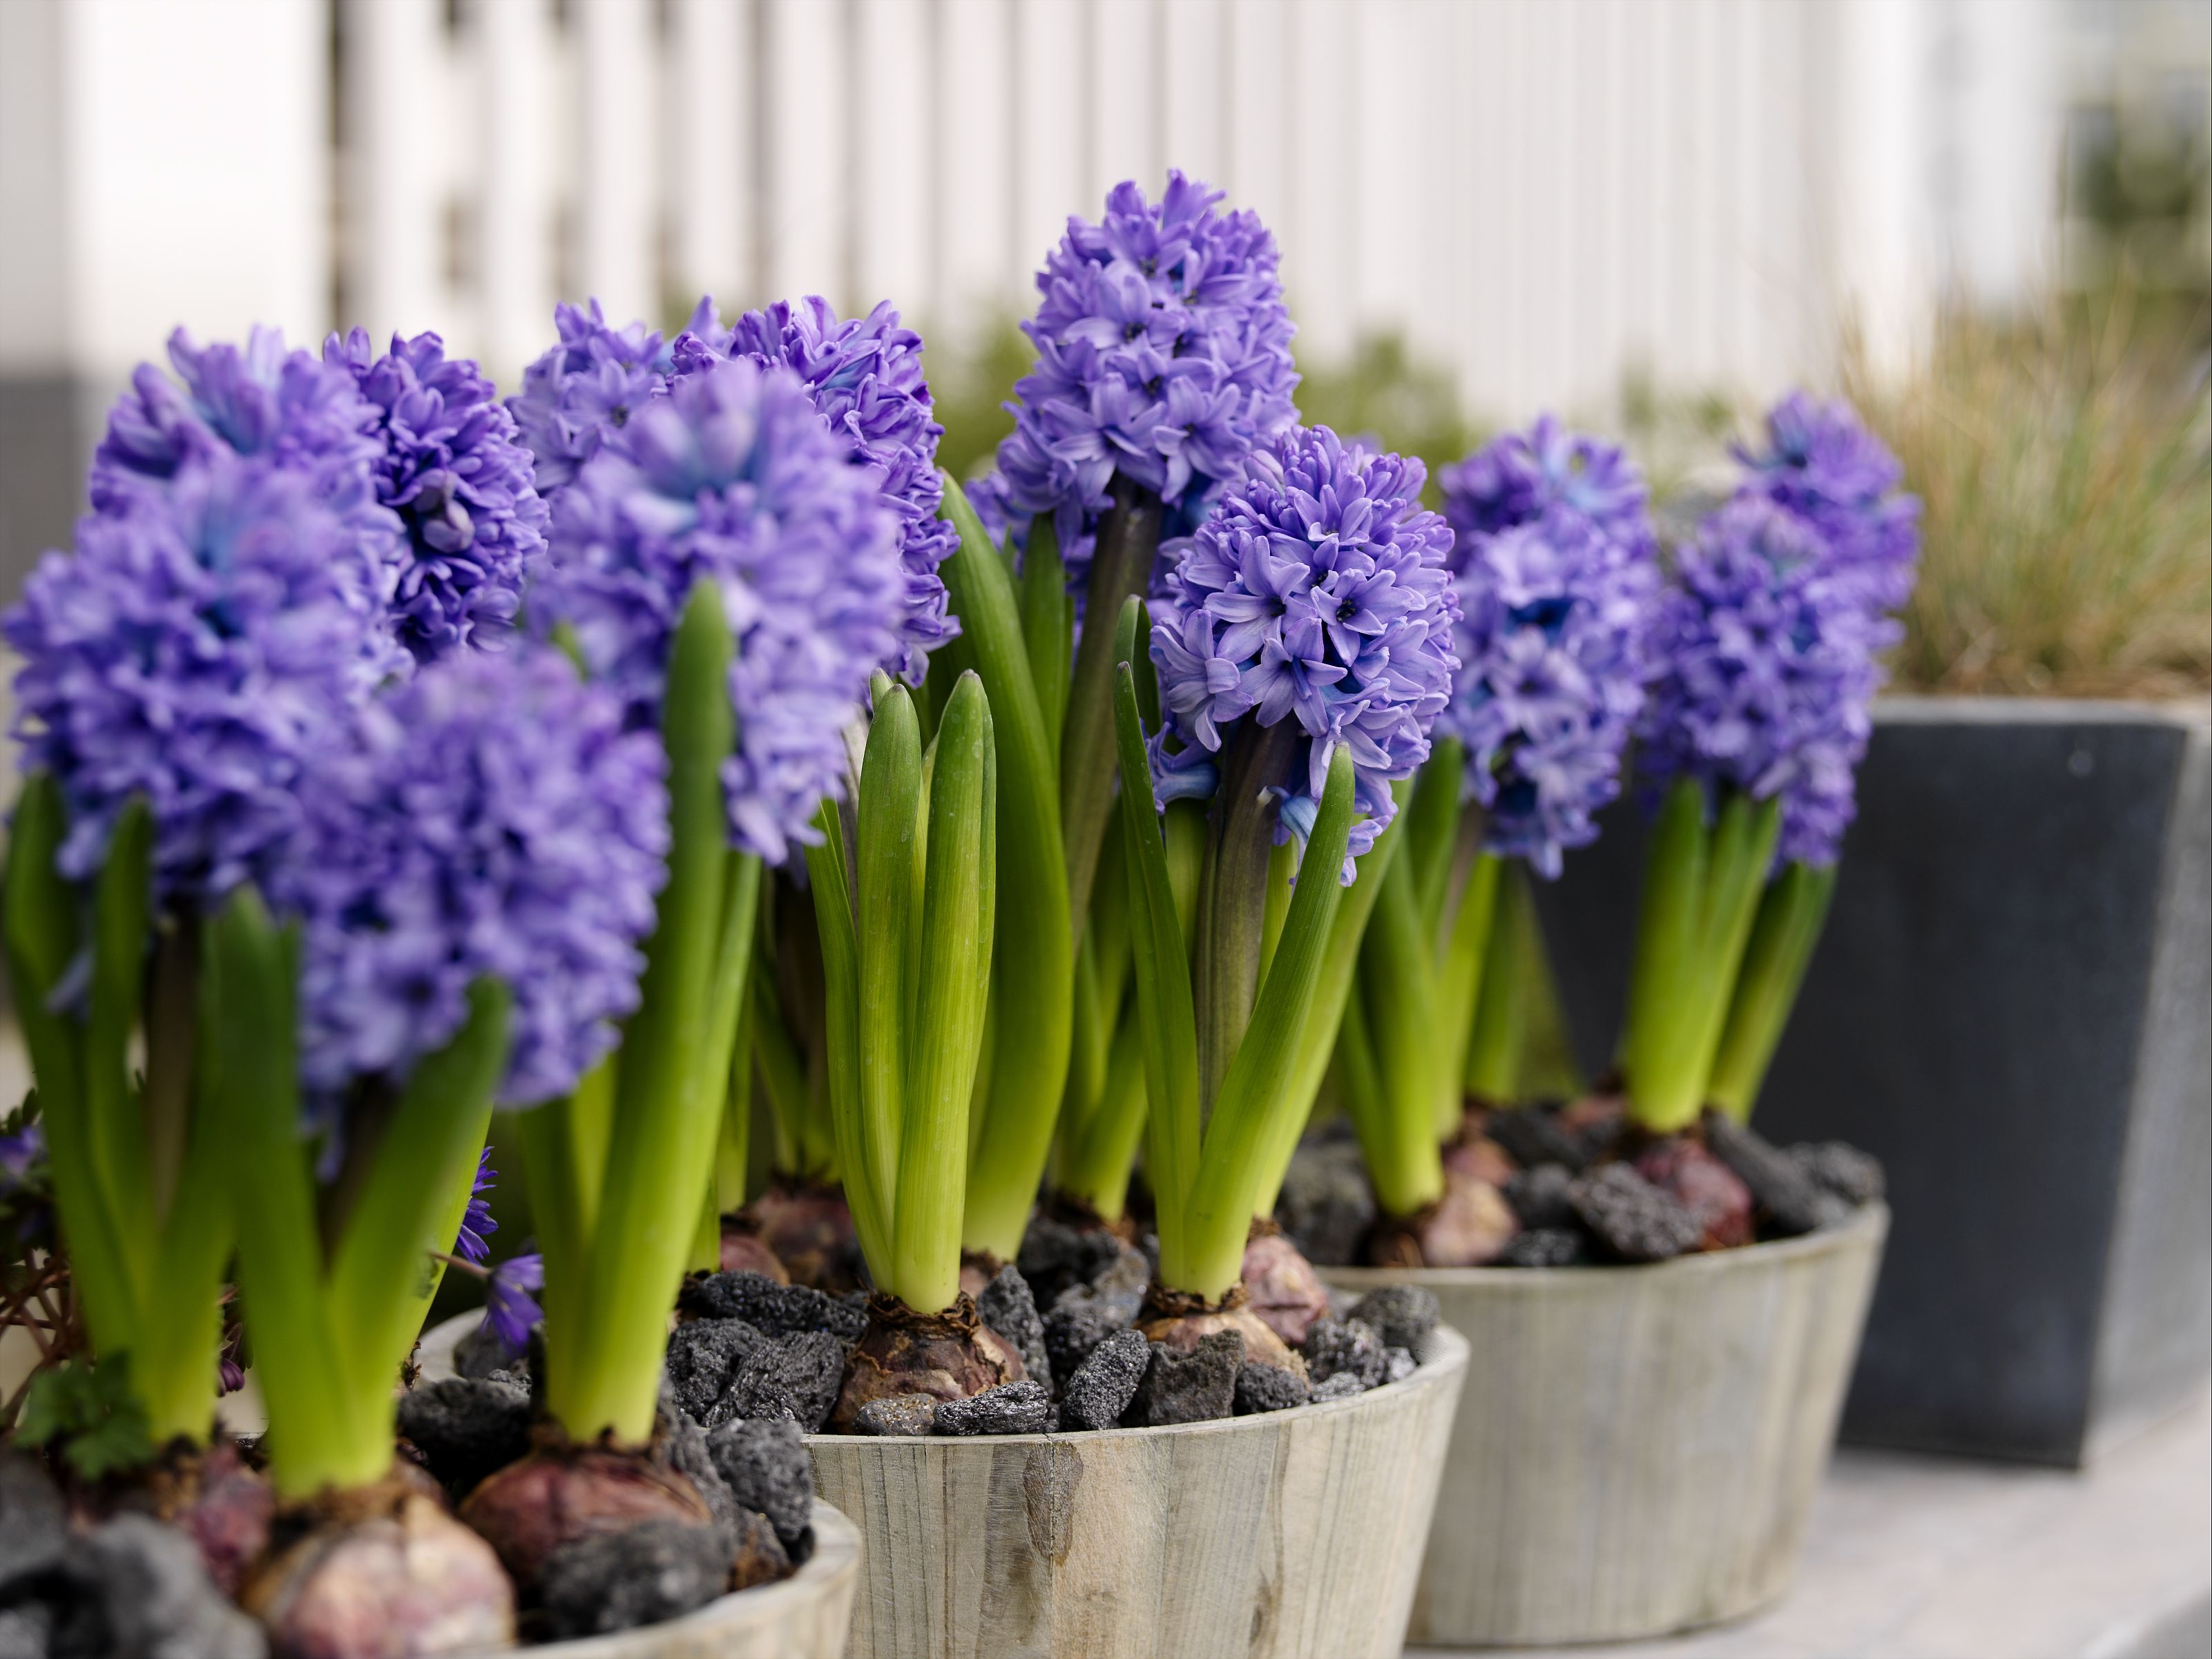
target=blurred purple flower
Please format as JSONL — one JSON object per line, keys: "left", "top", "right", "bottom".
{"left": 454, "top": 1145, "right": 499, "bottom": 1264}
{"left": 1438, "top": 416, "right": 1652, "bottom": 552}
{"left": 508, "top": 300, "right": 679, "bottom": 493}
{"left": 1732, "top": 392, "right": 1921, "bottom": 613}
{"left": 532, "top": 357, "right": 905, "bottom": 863}
{"left": 325, "top": 328, "right": 549, "bottom": 660}
{"left": 5, "top": 447, "right": 410, "bottom": 901}
{"left": 988, "top": 171, "right": 1300, "bottom": 595}
{"left": 675, "top": 297, "right": 958, "bottom": 683}
{"left": 481, "top": 1252, "right": 545, "bottom": 1354}
{"left": 267, "top": 645, "right": 669, "bottom": 1107}
{"left": 0, "top": 1120, "right": 43, "bottom": 1194}
{"left": 1148, "top": 425, "right": 1459, "bottom": 879}
{"left": 1635, "top": 497, "right": 1895, "bottom": 865}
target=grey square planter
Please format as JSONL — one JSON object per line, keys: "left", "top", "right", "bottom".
{"left": 1534, "top": 698, "right": 2211, "bottom": 1466}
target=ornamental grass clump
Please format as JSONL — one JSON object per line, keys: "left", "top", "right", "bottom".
{"left": 1316, "top": 420, "right": 1659, "bottom": 1268}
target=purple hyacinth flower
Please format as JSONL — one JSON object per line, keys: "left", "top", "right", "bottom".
{"left": 988, "top": 171, "right": 1300, "bottom": 595}
{"left": 1148, "top": 425, "right": 1459, "bottom": 880}
{"left": 0, "top": 1120, "right": 42, "bottom": 1195}
{"left": 1439, "top": 421, "right": 1660, "bottom": 878}
{"left": 532, "top": 357, "right": 906, "bottom": 863}
{"left": 673, "top": 297, "right": 959, "bottom": 684}
{"left": 508, "top": 300, "right": 680, "bottom": 494}
{"left": 481, "top": 1252, "right": 546, "bottom": 1354}
{"left": 1635, "top": 497, "right": 1897, "bottom": 867}
{"left": 325, "top": 328, "right": 550, "bottom": 661}
{"left": 266, "top": 645, "right": 669, "bottom": 1107}
{"left": 454, "top": 1144, "right": 499, "bottom": 1264}
{"left": 5, "top": 445, "right": 412, "bottom": 901}
{"left": 1732, "top": 391, "right": 1922, "bottom": 613}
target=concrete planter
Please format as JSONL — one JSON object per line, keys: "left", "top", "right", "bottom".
{"left": 805, "top": 1326, "right": 1469, "bottom": 1659}
{"left": 1325, "top": 1207, "right": 1885, "bottom": 1647}
{"left": 1536, "top": 698, "right": 2211, "bottom": 1464}
{"left": 416, "top": 1318, "right": 863, "bottom": 1659}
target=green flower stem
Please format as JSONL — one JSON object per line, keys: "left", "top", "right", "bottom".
{"left": 805, "top": 805, "right": 893, "bottom": 1275}
{"left": 1707, "top": 861, "right": 1837, "bottom": 1120}
{"left": 1438, "top": 844, "right": 1502, "bottom": 1102}
{"left": 937, "top": 480, "right": 1073, "bottom": 1263}
{"left": 1463, "top": 862, "right": 1534, "bottom": 1103}
{"left": 1052, "top": 1012, "right": 1148, "bottom": 1222}
{"left": 1405, "top": 740, "right": 1467, "bottom": 921}
{"left": 750, "top": 926, "right": 836, "bottom": 1180}
{"left": 1616, "top": 780, "right": 1783, "bottom": 1133}
{"left": 1191, "top": 719, "right": 1302, "bottom": 1115}
{"left": 1359, "top": 841, "right": 1450, "bottom": 1174}
{"left": 1059, "top": 477, "right": 1162, "bottom": 929}
{"left": 1020, "top": 515, "right": 1071, "bottom": 771}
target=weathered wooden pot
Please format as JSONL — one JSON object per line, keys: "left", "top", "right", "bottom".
{"left": 417, "top": 1317, "right": 864, "bottom": 1659}
{"left": 806, "top": 1325, "right": 1469, "bottom": 1659}
{"left": 1324, "top": 1206, "right": 1885, "bottom": 1647}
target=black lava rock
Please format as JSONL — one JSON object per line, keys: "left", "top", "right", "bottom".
{"left": 664, "top": 1317, "right": 767, "bottom": 1424}
{"left": 1346, "top": 1285, "right": 1439, "bottom": 1354}
{"left": 396, "top": 1376, "right": 533, "bottom": 1501}
{"left": 706, "top": 1418, "right": 813, "bottom": 1552}
{"left": 655, "top": 1392, "right": 740, "bottom": 1537}
{"left": 538, "top": 1520, "right": 733, "bottom": 1641}
{"left": 1042, "top": 1294, "right": 1132, "bottom": 1382}
{"left": 0, "top": 1604, "right": 53, "bottom": 1657}
{"left": 1384, "top": 1348, "right": 1416, "bottom": 1385}
{"left": 719, "top": 1330, "right": 846, "bottom": 1432}
{"left": 1084, "top": 1243, "right": 1152, "bottom": 1323}
{"left": 452, "top": 1319, "right": 530, "bottom": 1381}
{"left": 0, "top": 1452, "right": 66, "bottom": 1588}
{"left": 1484, "top": 1106, "right": 1587, "bottom": 1172}
{"left": 852, "top": 1395, "right": 938, "bottom": 1436}
{"left": 50, "top": 1516, "right": 267, "bottom": 1659}
{"left": 1503, "top": 1162, "right": 1578, "bottom": 1229}
{"left": 1273, "top": 1137, "right": 1376, "bottom": 1265}
{"left": 682, "top": 1272, "right": 866, "bottom": 1341}
{"left": 1232, "top": 1361, "right": 1310, "bottom": 1416}
{"left": 1057, "top": 1330, "right": 1150, "bottom": 1431}
{"left": 1309, "top": 1372, "right": 1366, "bottom": 1403}
{"left": 934, "top": 1381, "right": 1054, "bottom": 1437}
{"left": 1702, "top": 1113, "right": 1825, "bottom": 1236}
{"left": 1570, "top": 1166, "right": 1701, "bottom": 1262}
{"left": 1499, "top": 1227, "right": 1589, "bottom": 1268}
{"left": 1300, "top": 1317, "right": 1387, "bottom": 1388}
{"left": 1793, "top": 1141, "right": 1886, "bottom": 1207}
{"left": 1016, "top": 1217, "right": 1127, "bottom": 1309}
{"left": 977, "top": 1266, "right": 1052, "bottom": 1392}
{"left": 1129, "top": 1332, "right": 1244, "bottom": 1426}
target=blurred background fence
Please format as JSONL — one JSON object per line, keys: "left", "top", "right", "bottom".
{"left": 1, "top": 0, "right": 2206, "bottom": 596}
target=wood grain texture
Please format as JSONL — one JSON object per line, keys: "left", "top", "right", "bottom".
{"left": 805, "top": 1327, "right": 1469, "bottom": 1659}
{"left": 1325, "top": 1205, "right": 1887, "bottom": 1647}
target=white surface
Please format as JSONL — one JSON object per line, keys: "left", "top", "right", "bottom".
{"left": 1416, "top": 1392, "right": 2212, "bottom": 1659}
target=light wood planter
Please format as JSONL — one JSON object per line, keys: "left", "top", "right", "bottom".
{"left": 418, "top": 1317, "right": 864, "bottom": 1659}
{"left": 1325, "top": 1205, "right": 1886, "bottom": 1647}
{"left": 807, "top": 1326, "right": 1468, "bottom": 1659}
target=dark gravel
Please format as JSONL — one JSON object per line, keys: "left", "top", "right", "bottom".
{"left": 1793, "top": 1141, "right": 1885, "bottom": 1207}
{"left": 1041, "top": 1294, "right": 1132, "bottom": 1381}
{"left": 1057, "top": 1330, "right": 1150, "bottom": 1431}
{"left": 935, "top": 1381, "right": 1054, "bottom": 1437}
{"left": 1300, "top": 1317, "right": 1387, "bottom": 1388}
{"left": 1499, "top": 1227, "right": 1589, "bottom": 1267}
{"left": 0, "top": 1453, "right": 66, "bottom": 1588}
{"left": 977, "top": 1267, "right": 1051, "bottom": 1392}
{"left": 681, "top": 1272, "right": 866, "bottom": 1341}
{"left": 664, "top": 1317, "right": 767, "bottom": 1423}
{"left": 538, "top": 1520, "right": 733, "bottom": 1641}
{"left": 1346, "top": 1285, "right": 1439, "bottom": 1354}
{"left": 1016, "top": 1218, "right": 1129, "bottom": 1309}
{"left": 1232, "top": 1361, "right": 1311, "bottom": 1416}
{"left": 1503, "top": 1163, "right": 1578, "bottom": 1229}
{"left": 852, "top": 1395, "right": 939, "bottom": 1436}
{"left": 1383, "top": 1348, "right": 1416, "bottom": 1385}
{"left": 48, "top": 1515, "right": 267, "bottom": 1659}
{"left": 1128, "top": 1333, "right": 1244, "bottom": 1426}
{"left": 1703, "top": 1113, "right": 1827, "bottom": 1236}
{"left": 1570, "top": 1166, "right": 1702, "bottom": 1262}
{"left": 396, "top": 1377, "right": 532, "bottom": 1500}
{"left": 1274, "top": 1137, "right": 1378, "bottom": 1265}
{"left": 718, "top": 1330, "right": 846, "bottom": 1432}
{"left": 706, "top": 1419, "right": 812, "bottom": 1553}
{"left": 1483, "top": 1106, "right": 1588, "bottom": 1172}
{"left": 655, "top": 1396, "right": 740, "bottom": 1537}
{"left": 1309, "top": 1373, "right": 1365, "bottom": 1403}
{"left": 452, "top": 1319, "right": 530, "bottom": 1381}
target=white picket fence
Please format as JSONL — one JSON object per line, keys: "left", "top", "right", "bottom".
{"left": 1, "top": 0, "right": 2080, "bottom": 428}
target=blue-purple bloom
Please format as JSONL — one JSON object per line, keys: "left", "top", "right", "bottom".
{"left": 1732, "top": 392, "right": 1921, "bottom": 613}
{"left": 508, "top": 301, "right": 680, "bottom": 493}
{"left": 1148, "top": 426, "right": 1459, "bottom": 879}
{"left": 454, "top": 1145, "right": 499, "bottom": 1264}
{"left": 1439, "top": 422, "right": 1659, "bottom": 878}
{"left": 0, "top": 1119, "right": 43, "bottom": 1196}
{"left": 988, "top": 172, "right": 1300, "bottom": 593}
{"left": 532, "top": 358, "right": 905, "bottom": 863}
{"left": 673, "top": 298, "right": 958, "bottom": 683}
{"left": 5, "top": 446, "right": 410, "bottom": 900}
{"left": 266, "top": 646, "right": 668, "bottom": 1108}
{"left": 325, "top": 329, "right": 549, "bottom": 660}
{"left": 481, "top": 1252, "right": 545, "bottom": 1354}
{"left": 1635, "top": 498, "right": 1896, "bottom": 866}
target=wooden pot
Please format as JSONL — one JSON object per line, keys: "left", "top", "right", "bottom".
{"left": 1323, "top": 1203, "right": 1887, "bottom": 1647}
{"left": 417, "top": 1318, "right": 863, "bottom": 1659}
{"left": 807, "top": 1326, "right": 1469, "bottom": 1659}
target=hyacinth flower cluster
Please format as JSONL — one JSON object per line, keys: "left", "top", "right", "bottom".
{"left": 1617, "top": 396, "right": 1921, "bottom": 1135}
{"left": 1320, "top": 423, "right": 1660, "bottom": 1254}
{"left": 0, "top": 325, "right": 533, "bottom": 1450}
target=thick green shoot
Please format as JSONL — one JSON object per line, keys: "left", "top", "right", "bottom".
{"left": 1706, "top": 861, "right": 1837, "bottom": 1120}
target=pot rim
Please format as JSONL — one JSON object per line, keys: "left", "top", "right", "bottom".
{"left": 1874, "top": 693, "right": 2211, "bottom": 728}
{"left": 1318, "top": 1200, "right": 1889, "bottom": 1291}
{"left": 805, "top": 1323, "right": 1472, "bottom": 1447}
